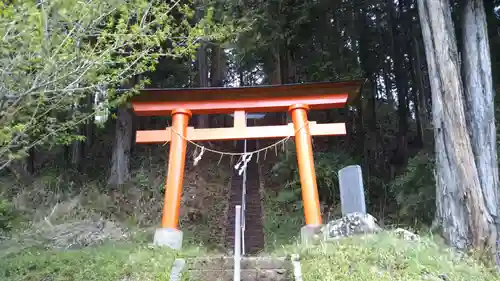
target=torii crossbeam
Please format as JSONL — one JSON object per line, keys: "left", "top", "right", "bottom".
{"left": 131, "top": 80, "right": 363, "bottom": 249}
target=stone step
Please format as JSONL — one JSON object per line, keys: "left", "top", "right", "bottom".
{"left": 187, "top": 256, "right": 290, "bottom": 270}
{"left": 225, "top": 139, "right": 265, "bottom": 253}
{"left": 186, "top": 269, "right": 290, "bottom": 281}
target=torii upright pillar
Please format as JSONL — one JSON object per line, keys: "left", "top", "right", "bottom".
{"left": 289, "top": 104, "right": 322, "bottom": 227}
{"left": 151, "top": 109, "right": 191, "bottom": 249}
{"left": 131, "top": 81, "right": 363, "bottom": 249}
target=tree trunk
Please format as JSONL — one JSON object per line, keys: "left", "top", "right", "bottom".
{"left": 285, "top": 49, "right": 296, "bottom": 84}
{"left": 108, "top": 105, "right": 133, "bottom": 186}
{"left": 413, "top": 33, "right": 431, "bottom": 117}
{"left": 71, "top": 92, "right": 95, "bottom": 169}
{"left": 417, "top": 0, "right": 496, "bottom": 254}
{"left": 411, "top": 75, "right": 424, "bottom": 148}
{"left": 412, "top": 35, "right": 432, "bottom": 145}
{"left": 26, "top": 147, "right": 35, "bottom": 175}
{"left": 196, "top": 44, "right": 209, "bottom": 128}
{"left": 85, "top": 93, "right": 95, "bottom": 151}
{"left": 388, "top": 0, "right": 409, "bottom": 167}
{"left": 356, "top": 2, "right": 378, "bottom": 179}
{"left": 383, "top": 66, "right": 394, "bottom": 104}
{"left": 270, "top": 46, "right": 285, "bottom": 124}
{"left": 460, "top": 0, "right": 499, "bottom": 253}
{"left": 71, "top": 126, "right": 83, "bottom": 169}
{"left": 484, "top": 0, "right": 498, "bottom": 84}
{"left": 271, "top": 46, "right": 282, "bottom": 85}
{"left": 210, "top": 46, "right": 226, "bottom": 87}
{"left": 409, "top": 37, "right": 425, "bottom": 148}
{"left": 7, "top": 160, "right": 33, "bottom": 185}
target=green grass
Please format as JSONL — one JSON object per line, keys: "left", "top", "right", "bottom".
{"left": 1, "top": 243, "right": 170, "bottom": 281}
{"left": 261, "top": 186, "right": 500, "bottom": 280}
{"left": 3, "top": 230, "right": 500, "bottom": 281}
{"left": 0, "top": 239, "right": 211, "bottom": 281}
{"left": 276, "top": 232, "right": 500, "bottom": 281}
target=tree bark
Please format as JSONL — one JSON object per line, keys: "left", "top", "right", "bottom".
{"left": 460, "top": 0, "right": 499, "bottom": 253}
{"left": 417, "top": 0, "right": 496, "bottom": 253}
{"left": 108, "top": 105, "right": 133, "bottom": 186}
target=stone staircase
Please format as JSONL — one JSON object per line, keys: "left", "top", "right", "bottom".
{"left": 225, "top": 139, "right": 265, "bottom": 254}
{"left": 183, "top": 256, "right": 292, "bottom": 281}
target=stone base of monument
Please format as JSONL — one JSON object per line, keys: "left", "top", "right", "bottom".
{"left": 299, "top": 213, "right": 382, "bottom": 245}
{"left": 300, "top": 224, "right": 324, "bottom": 245}
{"left": 324, "top": 212, "right": 381, "bottom": 240}
{"left": 153, "top": 228, "right": 183, "bottom": 250}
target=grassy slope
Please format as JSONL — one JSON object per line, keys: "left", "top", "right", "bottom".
{"left": 2, "top": 232, "right": 499, "bottom": 281}
{"left": 0, "top": 237, "right": 212, "bottom": 281}
{"left": 284, "top": 233, "right": 499, "bottom": 281}
{"left": 1, "top": 242, "right": 176, "bottom": 281}
{"left": 1, "top": 165, "right": 499, "bottom": 280}
{"left": 264, "top": 192, "right": 500, "bottom": 281}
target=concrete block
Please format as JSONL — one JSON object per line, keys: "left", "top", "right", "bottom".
{"left": 153, "top": 228, "right": 183, "bottom": 250}
{"left": 170, "top": 258, "right": 186, "bottom": 281}
{"left": 300, "top": 225, "right": 324, "bottom": 246}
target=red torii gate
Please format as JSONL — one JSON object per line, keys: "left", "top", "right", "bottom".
{"left": 131, "top": 80, "right": 363, "bottom": 249}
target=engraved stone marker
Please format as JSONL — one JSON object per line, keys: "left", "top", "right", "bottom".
{"left": 338, "top": 165, "right": 366, "bottom": 216}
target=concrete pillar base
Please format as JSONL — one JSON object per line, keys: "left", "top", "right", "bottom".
{"left": 153, "top": 228, "right": 183, "bottom": 250}
{"left": 300, "top": 224, "right": 324, "bottom": 246}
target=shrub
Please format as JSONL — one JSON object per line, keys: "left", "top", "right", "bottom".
{"left": 270, "top": 144, "right": 357, "bottom": 205}
{"left": 0, "top": 199, "right": 15, "bottom": 232}
{"left": 389, "top": 151, "right": 435, "bottom": 226}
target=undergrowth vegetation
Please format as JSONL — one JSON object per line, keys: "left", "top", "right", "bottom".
{"left": 270, "top": 145, "right": 356, "bottom": 210}
{"left": 389, "top": 151, "right": 436, "bottom": 226}
{"left": 263, "top": 191, "right": 304, "bottom": 251}
{"left": 0, "top": 199, "right": 16, "bottom": 232}
{"left": 0, "top": 145, "right": 231, "bottom": 255}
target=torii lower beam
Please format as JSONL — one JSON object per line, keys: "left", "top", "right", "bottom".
{"left": 136, "top": 121, "right": 346, "bottom": 143}
{"left": 131, "top": 81, "right": 363, "bottom": 249}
